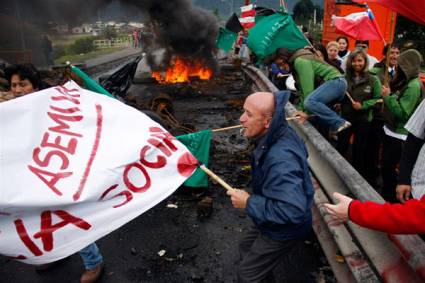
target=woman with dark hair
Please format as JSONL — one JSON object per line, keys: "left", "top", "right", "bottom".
{"left": 4, "top": 64, "right": 42, "bottom": 97}
{"left": 336, "top": 36, "right": 350, "bottom": 69}
{"left": 275, "top": 47, "right": 351, "bottom": 134}
{"left": 337, "top": 49, "right": 382, "bottom": 181}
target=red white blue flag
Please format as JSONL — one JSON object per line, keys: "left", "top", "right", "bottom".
{"left": 332, "top": 8, "right": 384, "bottom": 41}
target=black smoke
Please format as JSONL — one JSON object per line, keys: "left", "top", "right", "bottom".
{"left": 0, "top": 0, "right": 219, "bottom": 70}
{"left": 137, "top": 0, "right": 219, "bottom": 71}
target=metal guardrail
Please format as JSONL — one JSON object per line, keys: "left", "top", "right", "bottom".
{"left": 242, "top": 63, "right": 425, "bottom": 282}
{"left": 93, "top": 38, "right": 131, "bottom": 49}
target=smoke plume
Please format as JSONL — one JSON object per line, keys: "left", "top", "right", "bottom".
{"left": 0, "top": 0, "right": 219, "bottom": 70}
{"left": 135, "top": 0, "right": 219, "bottom": 71}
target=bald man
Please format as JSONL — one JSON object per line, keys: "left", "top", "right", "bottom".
{"left": 227, "top": 91, "right": 314, "bottom": 282}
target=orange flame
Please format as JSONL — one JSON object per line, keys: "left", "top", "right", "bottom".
{"left": 152, "top": 57, "right": 213, "bottom": 84}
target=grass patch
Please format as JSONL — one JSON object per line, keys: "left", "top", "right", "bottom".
{"left": 51, "top": 34, "right": 90, "bottom": 47}
{"left": 54, "top": 47, "right": 124, "bottom": 65}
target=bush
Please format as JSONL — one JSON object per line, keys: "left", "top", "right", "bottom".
{"left": 102, "top": 26, "right": 118, "bottom": 40}
{"left": 67, "top": 36, "right": 97, "bottom": 55}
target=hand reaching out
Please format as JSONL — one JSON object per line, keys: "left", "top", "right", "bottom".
{"left": 323, "top": 192, "right": 354, "bottom": 222}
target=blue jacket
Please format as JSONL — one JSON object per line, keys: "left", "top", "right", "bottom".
{"left": 246, "top": 91, "right": 314, "bottom": 241}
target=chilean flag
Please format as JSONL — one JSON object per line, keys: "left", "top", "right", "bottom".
{"left": 332, "top": 9, "right": 384, "bottom": 41}
{"left": 239, "top": 4, "right": 256, "bottom": 29}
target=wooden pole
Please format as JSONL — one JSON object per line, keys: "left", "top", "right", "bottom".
{"left": 199, "top": 164, "right": 236, "bottom": 191}
{"left": 345, "top": 91, "right": 356, "bottom": 104}
{"left": 212, "top": 117, "right": 301, "bottom": 132}
{"left": 212, "top": 125, "right": 243, "bottom": 132}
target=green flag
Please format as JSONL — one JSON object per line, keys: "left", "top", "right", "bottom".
{"left": 177, "top": 129, "right": 212, "bottom": 187}
{"left": 247, "top": 12, "right": 309, "bottom": 61}
{"left": 216, "top": 27, "right": 238, "bottom": 52}
{"left": 71, "top": 65, "right": 115, "bottom": 98}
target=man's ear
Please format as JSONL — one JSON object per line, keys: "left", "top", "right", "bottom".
{"left": 264, "top": 116, "right": 272, "bottom": 129}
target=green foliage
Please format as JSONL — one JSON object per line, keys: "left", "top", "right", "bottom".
{"left": 67, "top": 36, "right": 97, "bottom": 55}
{"left": 102, "top": 26, "right": 118, "bottom": 40}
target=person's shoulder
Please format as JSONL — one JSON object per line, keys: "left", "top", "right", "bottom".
{"left": 368, "top": 54, "right": 379, "bottom": 63}
{"left": 369, "top": 74, "right": 380, "bottom": 84}
{"left": 293, "top": 57, "right": 311, "bottom": 68}
{"left": 268, "top": 132, "right": 306, "bottom": 158}
{"left": 0, "top": 92, "right": 17, "bottom": 103}
{"left": 406, "top": 77, "right": 422, "bottom": 90}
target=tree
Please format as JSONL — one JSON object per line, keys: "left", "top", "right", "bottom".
{"left": 102, "top": 26, "right": 117, "bottom": 40}
{"left": 67, "top": 37, "right": 97, "bottom": 55}
{"left": 293, "top": 0, "right": 315, "bottom": 25}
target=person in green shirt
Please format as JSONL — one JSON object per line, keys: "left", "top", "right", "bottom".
{"left": 336, "top": 49, "right": 382, "bottom": 182}
{"left": 275, "top": 48, "right": 351, "bottom": 134}
{"left": 380, "top": 49, "right": 423, "bottom": 202}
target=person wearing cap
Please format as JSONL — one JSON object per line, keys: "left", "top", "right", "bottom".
{"left": 227, "top": 91, "right": 315, "bottom": 282}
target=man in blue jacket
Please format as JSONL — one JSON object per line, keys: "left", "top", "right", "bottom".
{"left": 227, "top": 91, "right": 314, "bottom": 282}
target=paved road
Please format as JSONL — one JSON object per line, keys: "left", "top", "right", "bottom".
{"left": 85, "top": 48, "right": 142, "bottom": 68}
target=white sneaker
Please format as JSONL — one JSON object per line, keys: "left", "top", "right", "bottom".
{"left": 335, "top": 121, "right": 351, "bottom": 134}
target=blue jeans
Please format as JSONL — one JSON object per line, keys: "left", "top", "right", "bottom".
{"left": 304, "top": 77, "right": 347, "bottom": 131}
{"left": 79, "top": 243, "right": 103, "bottom": 270}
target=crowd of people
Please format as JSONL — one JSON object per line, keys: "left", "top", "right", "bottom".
{"left": 1, "top": 33, "right": 424, "bottom": 282}
{"left": 267, "top": 38, "right": 423, "bottom": 205}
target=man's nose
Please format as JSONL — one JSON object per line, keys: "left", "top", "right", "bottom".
{"left": 240, "top": 113, "right": 246, "bottom": 123}
{"left": 14, "top": 85, "right": 24, "bottom": 94}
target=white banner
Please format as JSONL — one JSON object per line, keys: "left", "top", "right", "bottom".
{"left": 0, "top": 81, "right": 197, "bottom": 264}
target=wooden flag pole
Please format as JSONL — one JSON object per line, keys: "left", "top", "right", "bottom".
{"left": 286, "top": 116, "right": 302, "bottom": 121}
{"left": 345, "top": 91, "right": 356, "bottom": 104}
{"left": 199, "top": 164, "right": 236, "bottom": 191}
{"left": 212, "top": 125, "right": 243, "bottom": 132}
{"left": 212, "top": 117, "right": 301, "bottom": 132}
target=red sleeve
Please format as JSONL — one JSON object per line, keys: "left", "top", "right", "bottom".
{"left": 348, "top": 195, "right": 425, "bottom": 234}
